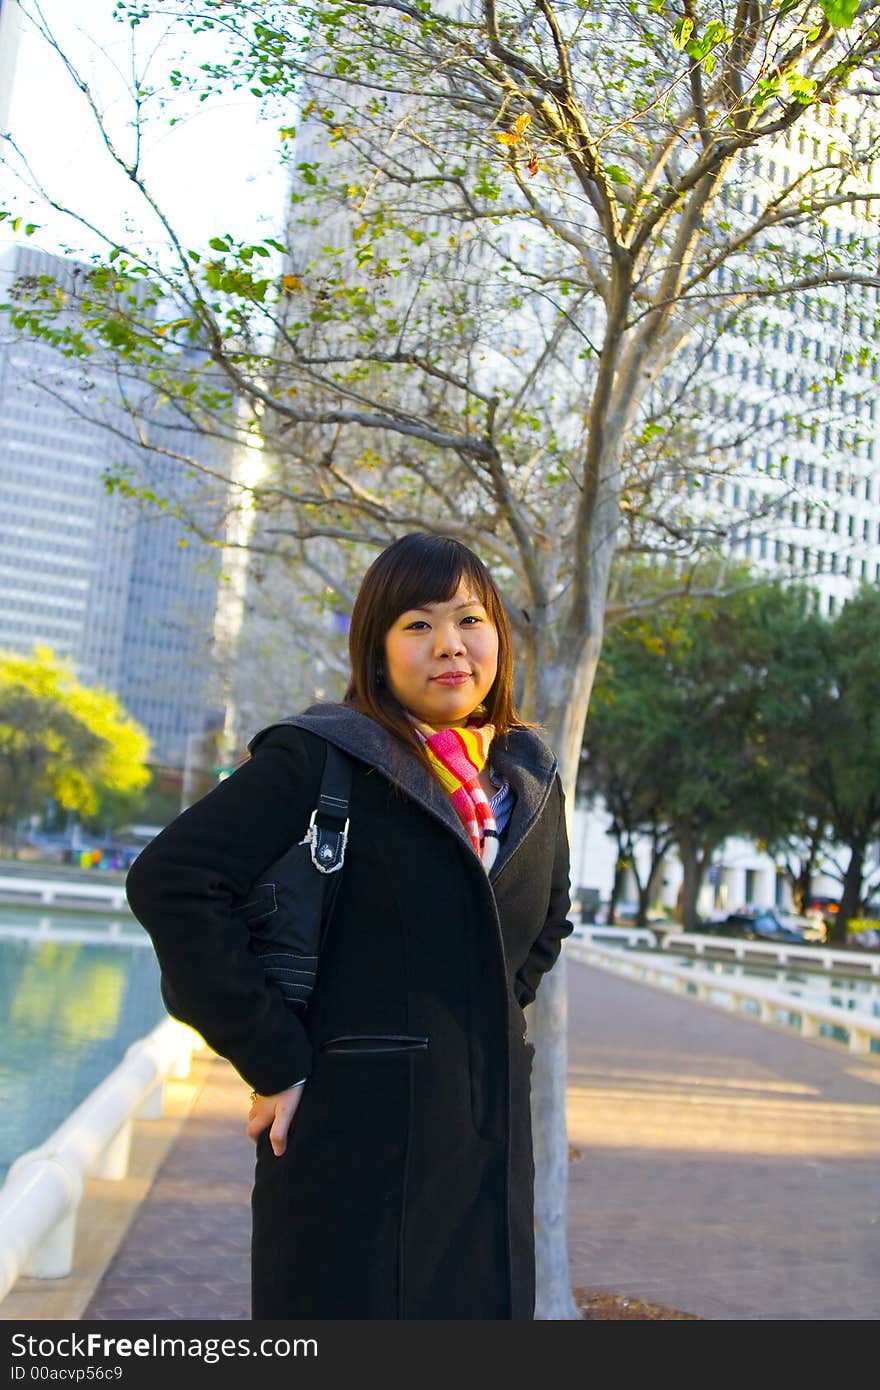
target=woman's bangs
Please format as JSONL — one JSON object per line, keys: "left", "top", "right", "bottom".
{"left": 389, "top": 552, "right": 490, "bottom": 623}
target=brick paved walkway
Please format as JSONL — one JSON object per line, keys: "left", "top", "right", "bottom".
{"left": 565, "top": 958, "right": 880, "bottom": 1320}
{"left": 83, "top": 1054, "right": 252, "bottom": 1321}
{"left": 78, "top": 956, "right": 880, "bottom": 1321}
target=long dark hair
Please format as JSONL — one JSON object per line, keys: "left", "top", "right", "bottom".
{"left": 344, "top": 533, "right": 538, "bottom": 772}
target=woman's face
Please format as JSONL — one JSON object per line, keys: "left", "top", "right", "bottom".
{"left": 383, "top": 578, "right": 500, "bottom": 728}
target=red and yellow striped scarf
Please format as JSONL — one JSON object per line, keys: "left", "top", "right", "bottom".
{"left": 409, "top": 716, "right": 499, "bottom": 872}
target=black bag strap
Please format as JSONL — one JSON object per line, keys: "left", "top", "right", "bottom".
{"left": 306, "top": 741, "right": 353, "bottom": 875}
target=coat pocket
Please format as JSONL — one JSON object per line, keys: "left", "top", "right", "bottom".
{"left": 320, "top": 1034, "right": 429, "bottom": 1055}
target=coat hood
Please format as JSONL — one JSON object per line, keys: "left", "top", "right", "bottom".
{"left": 248, "top": 701, "right": 559, "bottom": 881}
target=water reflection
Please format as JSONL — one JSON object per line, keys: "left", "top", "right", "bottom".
{"left": 0, "top": 910, "right": 164, "bottom": 1183}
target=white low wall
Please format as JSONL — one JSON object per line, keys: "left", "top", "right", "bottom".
{"left": 662, "top": 931, "right": 880, "bottom": 977}
{"left": 571, "top": 924, "right": 658, "bottom": 949}
{"left": 566, "top": 940, "right": 880, "bottom": 1055}
{"left": 0, "top": 874, "right": 127, "bottom": 911}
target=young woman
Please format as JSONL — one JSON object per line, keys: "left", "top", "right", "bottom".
{"left": 125, "top": 533, "right": 573, "bottom": 1320}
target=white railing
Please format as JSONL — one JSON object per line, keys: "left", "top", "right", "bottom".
{"left": 566, "top": 940, "right": 880, "bottom": 1055}
{"left": 661, "top": 931, "right": 880, "bottom": 977}
{"left": 0, "top": 874, "right": 127, "bottom": 911}
{"left": 570, "top": 923, "right": 658, "bottom": 949}
{"left": 0, "top": 920, "right": 148, "bottom": 948}
{"left": 0, "top": 1017, "right": 201, "bottom": 1304}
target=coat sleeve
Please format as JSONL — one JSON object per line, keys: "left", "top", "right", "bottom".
{"left": 514, "top": 774, "right": 574, "bottom": 1009}
{"left": 125, "top": 727, "right": 324, "bottom": 1095}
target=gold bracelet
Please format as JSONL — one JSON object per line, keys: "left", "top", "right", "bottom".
{"left": 249, "top": 1090, "right": 258, "bottom": 1105}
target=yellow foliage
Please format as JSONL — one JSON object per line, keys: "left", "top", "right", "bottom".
{"left": 0, "top": 645, "right": 151, "bottom": 817}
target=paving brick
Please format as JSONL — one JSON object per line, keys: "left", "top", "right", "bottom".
{"left": 80, "top": 958, "right": 880, "bottom": 1321}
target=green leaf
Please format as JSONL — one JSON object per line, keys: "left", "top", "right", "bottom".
{"left": 671, "top": 16, "right": 694, "bottom": 50}
{"left": 818, "top": 0, "right": 859, "bottom": 26}
{"left": 606, "top": 164, "right": 632, "bottom": 186}
{"left": 786, "top": 72, "right": 818, "bottom": 103}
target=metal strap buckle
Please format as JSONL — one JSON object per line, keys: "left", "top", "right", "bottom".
{"left": 306, "top": 809, "right": 349, "bottom": 874}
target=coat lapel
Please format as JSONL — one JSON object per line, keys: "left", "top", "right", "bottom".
{"left": 251, "top": 703, "right": 558, "bottom": 880}
{"left": 486, "top": 732, "right": 558, "bottom": 883}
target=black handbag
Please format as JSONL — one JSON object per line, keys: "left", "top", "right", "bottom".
{"left": 232, "top": 740, "right": 353, "bottom": 1017}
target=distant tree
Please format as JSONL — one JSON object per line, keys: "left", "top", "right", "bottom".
{"left": 809, "top": 585, "right": 880, "bottom": 938}
{"left": 0, "top": 647, "right": 151, "bottom": 854}
{"left": 576, "top": 625, "right": 676, "bottom": 927}
{"left": 582, "top": 576, "right": 826, "bottom": 926}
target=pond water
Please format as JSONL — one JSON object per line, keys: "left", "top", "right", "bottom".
{"left": 0, "top": 906, "right": 165, "bottom": 1184}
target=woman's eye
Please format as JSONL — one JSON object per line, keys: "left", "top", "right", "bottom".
{"left": 405, "top": 616, "right": 482, "bottom": 630}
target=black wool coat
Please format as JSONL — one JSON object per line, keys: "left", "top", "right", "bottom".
{"left": 125, "top": 703, "right": 574, "bottom": 1320}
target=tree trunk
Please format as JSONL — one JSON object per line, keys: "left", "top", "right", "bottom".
{"left": 676, "top": 829, "right": 708, "bottom": 930}
{"left": 529, "top": 956, "right": 574, "bottom": 1319}
{"left": 835, "top": 835, "right": 867, "bottom": 943}
{"left": 608, "top": 853, "right": 627, "bottom": 928}
{"left": 647, "top": 848, "right": 667, "bottom": 913}
{"left": 636, "top": 875, "right": 652, "bottom": 927}
{"left": 791, "top": 861, "right": 812, "bottom": 915}
{"left": 635, "top": 843, "right": 667, "bottom": 924}
{"left": 528, "top": 645, "right": 602, "bottom": 1320}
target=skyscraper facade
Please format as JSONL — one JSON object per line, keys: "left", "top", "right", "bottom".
{"left": 0, "top": 242, "right": 228, "bottom": 767}
{"left": 0, "top": 0, "right": 22, "bottom": 132}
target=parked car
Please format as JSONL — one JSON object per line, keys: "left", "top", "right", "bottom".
{"left": 695, "top": 907, "right": 826, "bottom": 945}
{"left": 852, "top": 926, "right": 880, "bottom": 949}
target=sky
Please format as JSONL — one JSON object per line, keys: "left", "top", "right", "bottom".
{"left": 0, "top": 0, "right": 290, "bottom": 263}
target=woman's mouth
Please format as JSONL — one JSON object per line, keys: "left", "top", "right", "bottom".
{"left": 432, "top": 673, "right": 471, "bottom": 686}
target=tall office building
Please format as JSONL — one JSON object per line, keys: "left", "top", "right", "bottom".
{"left": 0, "top": 242, "right": 229, "bottom": 768}
{"left": 686, "top": 105, "right": 880, "bottom": 619}
{"left": 0, "top": 0, "right": 22, "bottom": 132}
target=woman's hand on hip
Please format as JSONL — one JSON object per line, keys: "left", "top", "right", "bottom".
{"left": 246, "top": 1081, "right": 306, "bottom": 1157}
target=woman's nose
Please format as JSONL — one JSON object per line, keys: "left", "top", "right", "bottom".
{"left": 435, "top": 626, "right": 466, "bottom": 656}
